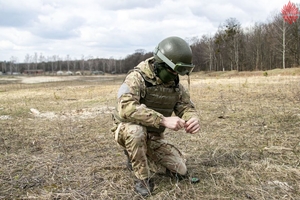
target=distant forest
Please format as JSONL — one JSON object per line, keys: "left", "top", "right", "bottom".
{"left": 1, "top": 11, "right": 300, "bottom": 75}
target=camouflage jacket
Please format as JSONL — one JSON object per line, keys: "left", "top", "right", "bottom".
{"left": 113, "top": 57, "right": 198, "bottom": 132}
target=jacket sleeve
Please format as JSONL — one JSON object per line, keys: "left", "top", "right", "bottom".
{"left": 117, "top": 71, "right": 163, "bottom": 128}
{"left": 174, "top": 84, "right": 199, "bottom": 121}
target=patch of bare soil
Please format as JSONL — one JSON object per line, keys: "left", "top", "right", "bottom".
{"left": 20, "top": 76, "right": 79, "bottom": 84}
{"left": 29, "top": 107, "right": 115, "bottom": 120}
{"left": 0, "top": 73, "right": 300, "bottom": 199}
{"left": 0, "top": 75, "right": 123, "bottom": 85}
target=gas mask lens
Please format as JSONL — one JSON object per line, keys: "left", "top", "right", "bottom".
{"left": 173, "top": 63, "right": 195, "bottom": 75}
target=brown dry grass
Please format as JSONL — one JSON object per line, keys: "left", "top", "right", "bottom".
{"left": 0, "top": 69, "right": 300, "bottom": 199}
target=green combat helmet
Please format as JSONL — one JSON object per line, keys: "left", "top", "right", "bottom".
{"left": 154, "top": 36, "right": 195, "bottom": 76}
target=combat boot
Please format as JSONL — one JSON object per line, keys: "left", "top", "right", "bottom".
{"left": 135, "top": 179, "right": 154, "bottom": 196}
{"left": 123, "top": 150, "right": 133, "bottom": 171}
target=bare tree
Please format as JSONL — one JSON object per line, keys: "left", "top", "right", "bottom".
{"left": 268, "top": 13, "right": 294, "bottom": 69}
{"left": 87, "top": 56, "right": 94, "bottom": 72}
{"left": 52, "top": 55, "right": 58, "bottom": 74}
{"left": 190, "top": 36, "right": 207, "bottom": 71}
{"left": 214, "top": 30, "right": 226, "bottom": 71}
{"left": 245, "top": 23, "right": 267, "bottom": 71}
{"left": 71, "top": 58, "right": 77, "bottom": 72}
{"left": 102, "top": 59, "right": 109, "bottom": 73}
{"left": 1, "top": 61, "right": 6, "bottom": 73}
{"left": 39, "top": 53, "right": 45, "bottom": 74}
{"left": 81, "top": 55, "right": 85, "bottom": 74}
{"left": 202, "top": 35, "right": 215, "bottom": 71}
{"left": 66, "top": 55, "right": 71, "bottom": 72}
{"left": 24, "top": 54, "right": 31, "bottom": 72}
{"left": 109, "top": 56, "right": 116, "bottom": 73}
{"left": 10, "top": 56, "right": 18, "bottom": 74}
{"left": 33, "top": 52, "right": 38, "bottom": 70}
{"left": 223, "top": 18, "right": 242, "bottom": 71}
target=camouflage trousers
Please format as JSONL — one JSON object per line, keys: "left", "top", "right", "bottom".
{"left": 114, "top": 122, "right": 187, "bottom": 180}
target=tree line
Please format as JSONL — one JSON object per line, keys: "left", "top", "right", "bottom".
{"left": 191, "top": 13, "right": 300, "bottom": 72}
{"left": 1, "top": 10, "right": 300, "bottom": 75}
{"left": 0, "top": 50, "right": 152, "bottom": 75}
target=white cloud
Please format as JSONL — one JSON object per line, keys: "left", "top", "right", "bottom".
{"left": 0, "top": 0, "right": 291, "bottom": 62}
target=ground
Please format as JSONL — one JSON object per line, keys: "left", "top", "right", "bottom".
{"left": 0, "top": 69, "right": 299, "bottom": 199}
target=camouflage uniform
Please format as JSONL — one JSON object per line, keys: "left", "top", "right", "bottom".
{"left": 111, "top": 57, "right": 199, "bottom": 180}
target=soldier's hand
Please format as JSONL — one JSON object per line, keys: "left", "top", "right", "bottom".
{"left": 160, "top": 116, "right": 186, "bottom": 131}
{"left": 184, "top": 117, "right": 200, "bottom": 134}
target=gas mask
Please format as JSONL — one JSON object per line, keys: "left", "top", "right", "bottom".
{"left": 154, "top": 62, "right": 178, "bottom": 83}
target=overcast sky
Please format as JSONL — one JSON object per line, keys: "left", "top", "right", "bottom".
{"left": 0, "top": 0, "right": 292, "bottom": 62}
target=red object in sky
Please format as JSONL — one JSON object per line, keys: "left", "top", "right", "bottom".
{"left": 281, "top": 1, "right": 299, "bottom": 24}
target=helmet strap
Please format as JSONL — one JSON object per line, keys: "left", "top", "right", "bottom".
{"left": 154, "top": 46, "right": 176, "bottom": 71}
{"left": 188, "top": 74, "right": 191, "bottom": 91}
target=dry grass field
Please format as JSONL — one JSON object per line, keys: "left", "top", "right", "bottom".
{"left": 0, "top": 69, "right": 299, "bottom": 200}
